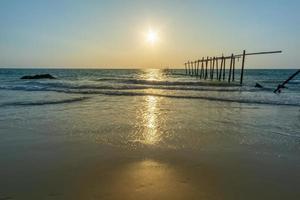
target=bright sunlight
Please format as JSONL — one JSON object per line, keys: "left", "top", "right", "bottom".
{"left": 146, "top": 28, "right": 159, "bottom": 45}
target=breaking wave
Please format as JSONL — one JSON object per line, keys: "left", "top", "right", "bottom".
{"left": 0, "top": 97, "right": 90, "bottom": 107}
{"left": 96, "top": 77, "right": 240, "bottom": 87}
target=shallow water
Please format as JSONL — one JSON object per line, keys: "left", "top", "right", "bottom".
{"left": 1, "top": 68, "right": 299, "bottom": 143}
{"left": 0, "top": 68, "right": 299, "bottom": 199}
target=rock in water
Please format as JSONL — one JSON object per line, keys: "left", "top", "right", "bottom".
{"left": 21, "top": 74, "right": 56, "bottom": 79}
{"left": 254, "top": 82, "right": 263, "bottom": 88}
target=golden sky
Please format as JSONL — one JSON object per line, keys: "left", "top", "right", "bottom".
{"left": 0, "top": 0, "right": 299, "bottom": 68}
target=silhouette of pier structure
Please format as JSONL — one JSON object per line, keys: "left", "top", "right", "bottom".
{"left": 184, "top": 50, "right": 282, "bottom": 84}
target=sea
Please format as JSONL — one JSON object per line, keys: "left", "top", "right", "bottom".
{"left": 0, "top": 68, "right": 300, "bottom": 147}
{"left": 0, "top": 68, "right": 299, "bottom": 199}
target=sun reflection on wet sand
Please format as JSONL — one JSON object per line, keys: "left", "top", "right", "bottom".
{"left": 73, "top": 156, "right": 221, "bottom": 200}
{"left": 111, "top": 159, "right": 185, "bottom": 199}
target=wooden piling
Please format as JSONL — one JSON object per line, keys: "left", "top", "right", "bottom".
{"left": 191, "top": 61, "right": 193, "bottom": 76}
{"left": 210, "top": 57, "right": 213, "bottom": 79}
{"left": 211, "top": 57, "right": 215, "bottom": 80}
{"left": 215, "top": 58, "right": 219, "bottom": 80}
{"left": 194, "top": 61, "right": 197, "bottom": 76}
{"left": 228, "top": 54, "right": 233, "bottom": 83}
{"left": 222, "top": 57, "right": 226, "bottom": 80}
{"left": 200, "top": 58, "right": 204, "bottom": 79}
{"left": 209, "top": 58, "right": 211, "bottom": 79}
{"left": 219, "top": 56, "right": 224, "bottom": 81}
{"left": 240, "top": 50, "right": 246, "bottom": 84}
{"left": 197, "top": 61, "right": 199, "bottom": 76}
{"left": 274, "top": 69, "right": 300, "bottom": 93}
{"left": 232, "top": 57, "right": 235, "bottom": 81}
{"left": 191, "top": 61, "right": 194, "bottom": 76}
{"left": 209, "top": 57, "right": 213, "bottom": 80}
{"left": 205, "top": 57, "right": 209, "bottom": 80}
{"left": 182, "top": 49, "right": 281, "bottom": 84}
{"left": 202, "top": 58, "right": 205, "bottom": 78}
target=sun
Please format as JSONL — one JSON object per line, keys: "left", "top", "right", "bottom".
{"left": 146, "top": 29, "right": 159, "bottom": 45}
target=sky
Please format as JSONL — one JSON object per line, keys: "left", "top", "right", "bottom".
{"left": 0, "top": 0, "right": 300, "bottom": 68}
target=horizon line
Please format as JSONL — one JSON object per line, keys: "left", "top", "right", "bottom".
{"left": 0, "top": 66, "right": 299, "bottom": 70}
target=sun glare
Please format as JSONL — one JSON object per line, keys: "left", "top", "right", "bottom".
{"left": 146, "top": 29, "right": 159, "bottom": 45}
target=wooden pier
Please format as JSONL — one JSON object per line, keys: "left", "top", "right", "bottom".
{"left": 184, "top": 50, "right": 282, "bottom": 84}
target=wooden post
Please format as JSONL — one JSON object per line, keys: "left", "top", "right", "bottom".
{"left": 228, "top": 54, "right": 233, "bottom": 83}
{"left": 208, "top": 58, "right": 211, "bottom": 79}
{"left": 232, "top": 57, "right": 235, "bottom": 81}
{"left": 222, "top": 57, "right": 226, "bottom": 80}
{"left": 182, "top": 49, "right": 281, "bottom": 82}
{"left": 202, "top": 58, "right": 205, "bottom": 78}
{"left": 199, "top": 60, "right": 202, "bottom": 79}
{"left": 187, "top": 61, "right": 189, "bottom": 75}
{"left": 195, "top": 61, "right": 197, "bottom": 77}
{"left": 197, "top": 60, "right": 200, "bottom": 77}
{"left": 209, "top": 57, "right": 212, "bottom": 80}
{"left": 191, "top": 61, "right": 194, "bottom": 76}
{"left": 215, "top": 58, "right": 219, "bottom": 80}
{"left": 211, "top": 57, "right": 215, "bottom": 80}
{"left": 240, "top": 50, "right": 246, "bottom": 84}
{"left": 274, "top": 69, "right": 300, "bottom": 93}
{"left": 190, "top": 61, "right": 192, "bottom": 76}
{"left": 194, "top": 61, "right": 197, "bottom": 76}
{"left": 219, "top": 56, "right": 224, "bottom": 81}
{"left": 200, "top": 58, "right": 204, "bottom": 79}
{"left": 191, "top": 62, "right": 193, "bottom": 76}
{"left": 205, "top": 57, "right": 208, "bottom": 80}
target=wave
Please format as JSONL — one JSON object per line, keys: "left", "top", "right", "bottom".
{"left": 41, "top": 90, "right": 298, "bottom": 107}
{"left": 270, "top": 131, "right": 300, "bottom": 138}
{"left": 0, "top": 86, "right": 299, "bottom": 107}
{"left": 0, "top": 82, "right": 254, "bottom": 93}
{"left": 1, "top": 77, "right": 299, "bottom": 107}
{"left": 0, "top": 97, "right": 90, "bottom": 107}
{"left": 96, "top": 78, "right": 240, "bottom": 87}
{"left": 89, "top": 91, "right": 300, "bottom": 107}
{"left": 287, "top": 80, "right": 300, "bottom": 85}
{"left": 1, "top": 85, "right": 298, "bottom": 106}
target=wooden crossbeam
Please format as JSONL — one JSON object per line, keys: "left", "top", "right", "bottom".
{"left": 187, "top": 50, "right": 282, "bottom": 63}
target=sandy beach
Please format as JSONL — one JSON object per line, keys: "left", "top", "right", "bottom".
{"left": 1, "top": 139, "right": 299, "bottom": 200}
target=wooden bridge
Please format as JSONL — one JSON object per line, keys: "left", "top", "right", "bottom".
{"left": 184, "top": 50, "right": 282, "bottom": 84}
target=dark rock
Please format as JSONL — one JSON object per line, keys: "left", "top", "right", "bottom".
{"left": 254, "top": 82, "right": 263, "bottom": 88}
{"left": 21, "top": 74, "right": 56, "bottom": 80}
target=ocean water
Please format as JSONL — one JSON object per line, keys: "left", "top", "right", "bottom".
{"left": 0, "top": 68, "right": 299, "bottom": 149}
{"left": 0, "top": 68, "right": 300, "bottom": 199}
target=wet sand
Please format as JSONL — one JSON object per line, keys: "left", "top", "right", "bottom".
{"left": 1, "top": 140, "right": 299, "bottom": 200}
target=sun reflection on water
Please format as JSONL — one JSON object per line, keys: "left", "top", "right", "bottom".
{"left": 131, "top": 69, "right": 166, "bottom": 146}
{"left": 143, "top": 95, "right": 160, "bottom": 145}
{"left": 142, "top": 68, "right": 164, "bottom": 81}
